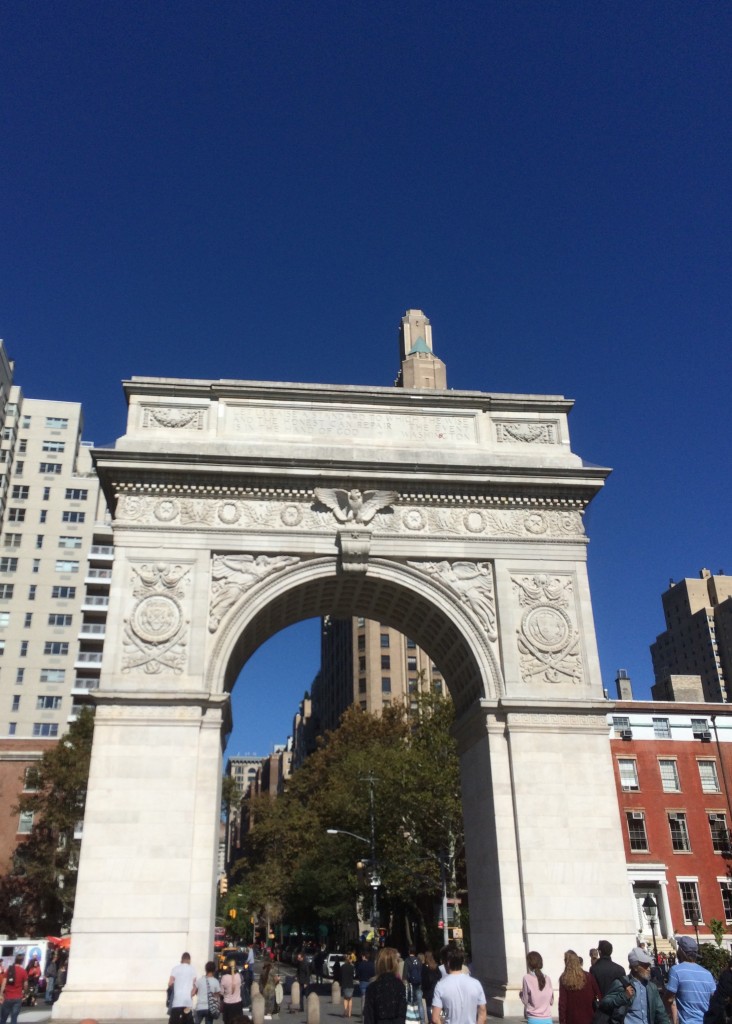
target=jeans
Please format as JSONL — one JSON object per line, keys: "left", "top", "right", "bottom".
{"left": 0, "top": 998, "right": 23, "bottom": 1024}
{"left": 409, "top": 986, "right": 425, "bottom": 1023}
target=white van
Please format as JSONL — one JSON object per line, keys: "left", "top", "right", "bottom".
{"left": 0, "top": 939, "right": 51, "bottom": 974}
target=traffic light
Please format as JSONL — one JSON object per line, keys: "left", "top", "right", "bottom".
{"left": 219, "top": 876, "right": 228, "bottom": 895}
{"left": 229, "top": 908, "right": 237, "bottom": 919}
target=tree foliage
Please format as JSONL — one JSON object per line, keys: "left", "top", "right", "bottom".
{"left": 0, "top": 708, "right": 94, "bottom": 935}
{"left": 231, "top": 694, "right": 463, "bottom": 948}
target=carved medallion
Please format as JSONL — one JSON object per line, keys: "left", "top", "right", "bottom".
{"left": 122, "top": 562, "right": 190, "bottom": 675}
{"left": 512, "top": 573, "right": 582, "bottom": 685}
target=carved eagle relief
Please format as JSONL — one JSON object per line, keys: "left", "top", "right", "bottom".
{"left": 314, "top": 487, "right": 398, "bottom": 525}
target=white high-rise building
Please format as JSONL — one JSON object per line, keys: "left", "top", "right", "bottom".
{"left": 0, "top": 371, "right": 111, "bottom": 869}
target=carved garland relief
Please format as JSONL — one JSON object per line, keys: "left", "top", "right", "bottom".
{"left": 407, "top": 559, "right": 498, "bottom": 643}
{"left": 208, "top": 554, "right": 300, "bottom": 633}
{"left": 511, "top": 573, "right": 583, "bottom": 686}
{"left": 122, "top": 562, "right": 191, "bottom": 675}
{"left": 115, "top": 493, "right": 585, "bottom": 540}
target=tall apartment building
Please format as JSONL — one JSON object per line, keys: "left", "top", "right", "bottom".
{"left": 651, "top": 569, "right": 732, "bottom": 703}
{"left": 0, "top": 387, "right": 111, "bottom": 868}
{"left": 312, "top": 615, "right": 445, "bottom": 734}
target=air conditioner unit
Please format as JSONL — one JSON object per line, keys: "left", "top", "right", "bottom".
{"left": 699, "top": 731, "right": 712, "bottom": 742}
{"left": 632, "top": 811, "right": 644, "bottom": 819}
{"left": 620, "top": 728, "right": 633, "bottom": 740}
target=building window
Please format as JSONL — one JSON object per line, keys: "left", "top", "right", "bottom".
{"left": 52, "top": 585, "right": 76, "bottom": 599}
{"left": 14, "top": 461, "right": 24, "bottom": 475}
{"left": 406, "top": 637, "right": 416, "bottom": 649}
{"left": 8, "top": 508, "right": 25, "bottom": 522}
{"left": 358, "top": 656, "right": 366, "bottom": 672}
{"left": 27, "top": 585, "right": 35, "bottom": 600}
{"left": 3, "top": 533, "right": 21, "bottom": 548}
{"left": 679, "top": 880, "right": 702, "bottom": 923}
{"left": 37, "top": 696, "right": 62, "bottom": 710}
{"left": 11, "top": 695, "right": 20, "bottom": 711}
{"left": 43, "top": 487, "right": 50, "bottom": 500}
{"left": 43, "top": 641, "right": 69, "bottom": 656}
{"left": 18, "top": 811, "right": 34, "bottom": 834}
{"left": 59, "top": 536, "right": 82, "bottom": 549}
{"left": 381, "top": 677, "right": 391, "bottom": 693}
{"left": 19, "top": 641, "right": 28, "bottom": 657}
{"left": 659, "top": 759, "right": 681, "bottom": 792}
{"left": 45, "top": 417, "right": 68, "bottom": 429}
{"left": 720, "top": 882, "right": 732, "bottom": 923}
{"left": 11, "top": 485, "right": 29, "bottom": 500}
{"left": 357, "top": 635, "right": 365, "bottom": 651}
{"left": 380, "top": 655, "right": 390, "bottom": 670}
{"left": 36, "top": 535, "right": 44, "bottom": 549}
{"left": 8, "top": 722, "right": 16, "bottom": 736}
{"left": 709, "top": 813, "right": 730, "bottom": 854}
{"left": 0, "top": 612, "right": 8, "bottom": 628}
{"left": 39, "top": 462, "right": 62, "bottom": 474}
{"left": 626, "top": 811, "right": 649, "bottom": 852}
{"left": 0, "top": 584, "right": 14, "bottom": 599}
{"left": 408, "top": 677, "right": 418, "bottom": 692}
{"left": 39, "top": 511, "right": 47, "bottom": 524}
{"left": 0, "top": 558, "right": 18, "bottom": 573}
{"left": 23, "top": 766, "right": 40, "bottom": 791}
{"left": 407, "top": 655, "right": 417, "bottom": 671}
{"left": 55, "top": 560, "right": 79, "bottom": 573}
{"left": 21, "top": 415, "right": 31, "bottom": 428}
{"left": 358, "top": 677, "right": 366, "bottom": 693}
{"left": 40, "top": 669, "right": 66, "bottom": 682}
{"left": 42, "top": 440, "right": 65, "bottom": 452}
{"left": 618, "top": 759, "right": 640, "bottom": 791}
{"left": 433, "top": 680, "right": 443, "bottom": 693}
{"left": 669, "top": 812, "right": 692, "bottom": 852}
{"left": 380, "top": 633, "right": 390, "bottom": 648}
{"left": 65, "top": 488, "right": 88, "bottom": 501}
{"left": 18, "top": 438, "right": 27, "bottom": 453}
{"left": 32, "top": 559, "right": 40, "bottom": 573}
{"left": 24, "top": 613, "right": 32, "bottom": 628}
{"left": 699, "top": 760, "right": 721, "bottom": 793}
{"left": 653, "top": 717, "right": 672, "bottom": 739}
{"left": 15, "top": 669, "right": 24, "bottom": 685}
{"left": 692, "top": 718, "right": 710, "bottom": 738}
{"left": 62, "top": 510, "right": 85, "bottom": 523}
{"left": 32, "top": 723, "right": 59, "bottom": 737}
{"left": 48, "top": 614, "right": 72, "bottom": 627}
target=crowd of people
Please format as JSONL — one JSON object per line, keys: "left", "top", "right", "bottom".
{"left": 520, "top": 936, "right": 732, "bottom": 1024}
{"left": 0, "top": 949, "right": 68, "bottom": 1024}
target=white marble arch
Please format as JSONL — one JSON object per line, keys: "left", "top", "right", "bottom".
{"left": 55, "top": 376, "right": 636, "bottom": 1022}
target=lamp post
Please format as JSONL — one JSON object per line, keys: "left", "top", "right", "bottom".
{"left": 642, "top": 893, "right": 659, "bottom": 960}
{"left": 690, "top": 907, "right": 700, "bottom": 948}
{"left": 326, "top": 826, "right": 380, "bottom": 939}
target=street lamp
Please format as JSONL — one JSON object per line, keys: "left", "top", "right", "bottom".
{"left": 690, "top": 907, "right": 701, "bottom": 947}
{"left": 326, "top": 823, "right": 381, "bottom": 939}
{"left": 642, "top": 893, "right": 659, "bottom": 960}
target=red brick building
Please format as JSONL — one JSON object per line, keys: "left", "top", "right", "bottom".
{"left": 0, "top": 737, "right": 55, "bottom": 871}
{"left": 609, "top": 701, "right": 732, "bottom": 949}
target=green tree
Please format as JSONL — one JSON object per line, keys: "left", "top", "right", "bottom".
{"left": 0, "top": 708, "right": 94, "bottom": 935}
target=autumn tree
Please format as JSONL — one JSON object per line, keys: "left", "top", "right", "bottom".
{"left": 0, "top": 708, "right": 94, "bottom": 935}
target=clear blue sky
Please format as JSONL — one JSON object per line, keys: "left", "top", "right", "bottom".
{"left": 3, "top": 2, "right": 730, "bottom": 756}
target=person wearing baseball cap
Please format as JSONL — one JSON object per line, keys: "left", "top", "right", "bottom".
{"left": 598, "top": 947, "right": 669, "bottom": 1024}
{"left": 663, "top": 937, "right": 715, "bottom": 1024}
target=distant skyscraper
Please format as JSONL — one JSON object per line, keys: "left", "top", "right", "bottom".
{"left": 395, "top": 309, "right": 447, "bottom": 390}
{"left": 650, "top": 569, "right": 732, "bottom": 703}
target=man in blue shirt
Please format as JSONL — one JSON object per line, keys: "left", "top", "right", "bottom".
{"left": 664, "top": 937, "right": 716, "bottom": 1024}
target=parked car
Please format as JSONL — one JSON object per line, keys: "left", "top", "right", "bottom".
{"left": 323, "top": 953, "right": 344, "bottom": 979}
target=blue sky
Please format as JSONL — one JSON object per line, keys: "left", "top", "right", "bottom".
{"left": 3, "top": 2, "right": 730, "bottom": 756}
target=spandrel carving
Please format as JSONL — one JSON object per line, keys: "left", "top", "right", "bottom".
{"left": 209, "top": 554, "right": 300, "bottom": 632}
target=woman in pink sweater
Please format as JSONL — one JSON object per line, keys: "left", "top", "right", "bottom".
{"left": 520, "top": 951, "right": 554, "bottom": 1023}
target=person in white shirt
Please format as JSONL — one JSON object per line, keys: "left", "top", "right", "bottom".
{"left": 431, "top": 951, "right": 486, "bottom": 1024}
{"left": 168, "top": 952, "right": 197, "bottom": 1023}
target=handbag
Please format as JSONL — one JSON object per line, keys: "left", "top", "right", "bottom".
{"left": 206, "top": 979, "right": 221, "bottom": 1020}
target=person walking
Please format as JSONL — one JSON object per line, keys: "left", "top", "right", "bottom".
{"left": 44, "top": 953, "right": 58, "bottom": 1005}
{"left": 220, "top": 964, "right": 243, "bottom": 1024}
{"left": 194, "top": 961, "right": 221, "bottom": 1024}
{"left": 591, "top": 941, "right": 626, "bottom": 998}
{"left": 356, "top": 950, "right": 376, "bottom": 1015}
{"left": 168, "top": 953, "right": 197, "bottom": 1024}
{"left": 421, "top": 953, "right": 441, "bottom": 1018}
{"left": 520, "top": 952, "right": 554, "bottom": 1024}
{"left": 559, "top": 950, "right": 601, "bottom": 1024}
{"left": 0, "top": 955, "right": 29, "bottom": 1024}
{"left": 261, "top": 960, "right": 282, "bottom": 1019}
{"left": 364, "top": 948, "right": 407, "bottom": 1024}
{"left": 341, "top": 955, "right": 356, "bottom": 1019}
{"left": 404, "top": 948, "right": 425, "bottom": 1024}
{"left": 600, "top": 947, "right": 669, "bottom": 1024}
{"left": 431, "top": 949, "right": 486, "bottom": 1024}
{"left": 664, "top": 937, "right": 715, "bottom": 1024}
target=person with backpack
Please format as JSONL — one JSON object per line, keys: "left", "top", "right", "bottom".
{"left": 404, "top": 948, "right": 425, "bottom": 1024}
{"left": 0, "top": 955, "right": 29, "bottom": 1024}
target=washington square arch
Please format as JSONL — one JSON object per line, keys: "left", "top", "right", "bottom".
{"left": 58, "top": 311, "right": 635, "bottom": 1021}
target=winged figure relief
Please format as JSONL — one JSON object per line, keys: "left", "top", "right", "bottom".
{"left": 314, "top": 487, "right": 399, "bottom": 525}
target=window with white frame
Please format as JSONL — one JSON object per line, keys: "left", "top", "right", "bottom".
{"left": 58, "top": 536, "right": 82, "bottom": 549}
{"left": 626, "top": 811, "right": 649, "bottom": 852}
{"left": 18, "top": 811, "right": 34, "bottom": 834}
{"left": 52, "top": 585, "right": 76, "bottom": 599}
{"left": 0, "top": 584, "right": 14, "bottom": 599}
{"left": 669, "top": 812, "right": 692, "bottom": 852}
{"left": 699, "top": 760, "right": 721, "bottom": 793}
{"left": 64, "top": 488, "right": 88, "bottom": 500}
{"left": 4, "top": 533, "right": 21, "bottom": 548}
{"left": 55, "top": 560, "right": 79, "bottom": 573}
{"left": 36, "top": 695, "right": 62, "bottom": 711}
{"left": 32, "top": 723, "right": 59, "bottom": 737}
{"left": 679, "top": 880, "right": 702, "bottom": 923}
{"left": 8, "top": 508, "right": 25, "bottom": 522}
{"left": 62, "top": 511, "right": 85, "bottom": 523}
{"left": 692, "top": 718, "right": 710, "bottom": 737}
{"left": 652, "top": 717, "right": 671, "bottom": 738}
{"left": 0, "top": 558, "right": 18, "bottom": 573}
{"left": 709, "top": 813, "right": 730, "bottom": 854}
{"left": 613, "top": 716, "right": 631, "bottom": 737}
{"left": 618, "top": 758, "right": 640, "bottom": 791}
{"left": 42, "top": 440, "right": 65, "bottom": 452}
{"left": 659, "top": 759, "right": 681, "bottom": 792}
{"left": 45, "top": 417, "right": 68, "bottom": 429}
{"left": 43, "top": 641, "right": 69, "bottom": 656}
{"left": 0, "top": 612, "right": 9, "bottom": 628}
{"left": 48, "top": 614, "right": 72, "bottom": 627}
{"left": 23, "top": 766, "right": 40, "bottom": 791}
{"left": 40, "top": 669, "right": 65, "bottom": 682}
{"left": 720, "top": 880, "right": 732, "bottom": 923}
